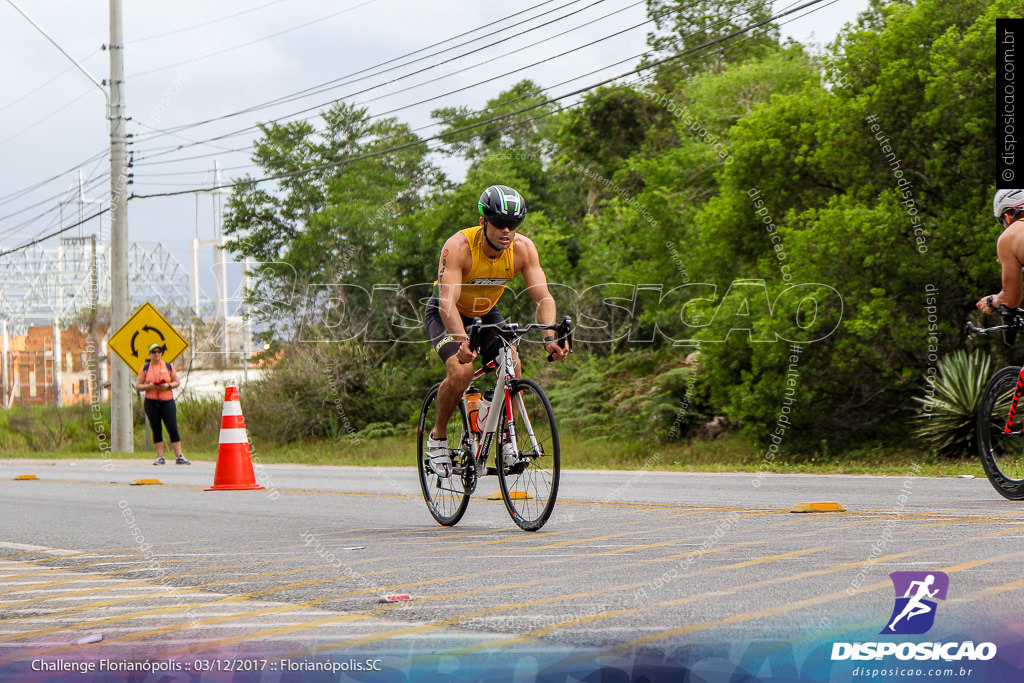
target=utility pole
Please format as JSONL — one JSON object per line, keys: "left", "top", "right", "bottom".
{"left": 1, "top": 318, "right": 8, "bottom": 409}
{"left": 213, "top": 161, "right": 230, "bottom": 363}
{"left": 54, "top": 241, "right": 63, "bottom": 407}
{"left": 109, "top": 0, "right": 132, "bottom": 453}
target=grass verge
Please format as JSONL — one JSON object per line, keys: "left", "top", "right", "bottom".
{"left": 0, "top": 430, "right": 986, "bottom": 479}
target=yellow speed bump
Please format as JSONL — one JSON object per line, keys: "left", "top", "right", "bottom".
{"left": 487, "top": 490, "right": 533, "bottom": 500}
{"left": 131, "top": 479, "right": 163, "bottom": 486}
{"left": 13, "top": 475, "right": 39, "bottom": 480}
{"left": 791, "top": 501, "right": 846, "bottom": 513}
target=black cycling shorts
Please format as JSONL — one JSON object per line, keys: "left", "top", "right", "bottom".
{"left": 424, "top": 297, "right": 505, "bottom": 365}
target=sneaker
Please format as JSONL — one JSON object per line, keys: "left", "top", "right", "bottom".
{"left": 175, "top": 455, "right": 191, "bottom": 465}
{"left": 426, "top": 434, "right": 451, "bottom": 478}
{"left": 153, "top": 455, "right": 165, "bottom": 466}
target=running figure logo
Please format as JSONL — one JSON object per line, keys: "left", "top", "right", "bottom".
{"left": 881, "top": 571, "right": 949, "bottom": 635}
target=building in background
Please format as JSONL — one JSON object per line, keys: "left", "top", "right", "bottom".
{"left": 0, "top": 238, "right": 257, "bottom": 407}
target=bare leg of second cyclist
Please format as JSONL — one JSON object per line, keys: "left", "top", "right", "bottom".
{"left": 428, "top": 354, "right": 474, "bottom": 477}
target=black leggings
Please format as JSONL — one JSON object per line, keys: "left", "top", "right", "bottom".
{"left": 144, "top": 398, "right": 180, "bottom": 444}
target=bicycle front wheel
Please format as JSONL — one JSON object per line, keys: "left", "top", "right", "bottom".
{"left": 497, "top": 378, "right": 560, "bottom": 531}
{"left": 977, "top": 365, "right": 1024, "bottom": 500}
{"left": 417, "top": 383, "right": 472, "bottom": 525}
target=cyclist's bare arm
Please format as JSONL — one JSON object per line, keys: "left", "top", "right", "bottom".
{"left": 437, "top": 235, "right": 476, "bottom": 363}
{"left": 519, "top": 235, "right": 569, "bottom": 361}
{"left": 979, "top": 220, "right": 1024, "bottom": 311}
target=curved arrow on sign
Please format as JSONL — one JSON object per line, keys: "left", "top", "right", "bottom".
{"left": 130, "top": 325, "right": 167, "bottom": 357}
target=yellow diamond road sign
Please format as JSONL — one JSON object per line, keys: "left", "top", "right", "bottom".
{"left": 107, "top": 303, "right": 188, "bottom": 376}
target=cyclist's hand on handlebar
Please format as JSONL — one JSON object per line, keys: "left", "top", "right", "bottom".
{"left": 545, "top": 339, "right": 569, "bottom": 362}
{"left": 456, "top": 340, "right": 477, "bottom": 365}
{"left": 977, "top": 294, "right": 999, "bottom": 314}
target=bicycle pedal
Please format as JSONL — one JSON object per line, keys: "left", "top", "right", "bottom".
{"left": 485, "top": 466, "right": 499, "bottom": 476}
{"left": 506, "top": 461, "right": 530, "bottom": 475}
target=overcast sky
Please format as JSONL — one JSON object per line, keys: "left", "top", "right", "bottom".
{"left": 0, "top": 0, "right": 868, "bottom": 309}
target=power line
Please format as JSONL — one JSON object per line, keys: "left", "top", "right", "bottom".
{"left": 134, "top": 119, "right": 241, "bottom": 153}
{"left": 128, "top": 0, "right": 382, "bottom": 79}
{"left": 130, "top": 0, "right": 828, "bottom": 201}
{"left": 0, "top": 86, "right": 100, "bottom": 151}
{"left": 132, "top": 0, "right": 596, "bottom": 142}
{"left": 1, "top": 0, "right": 823, "bottom": 244}
{"left": 0, "top": 173, "right": 107, "bottom": 229}
{"left": 131, "top": 0, "right": 666, "bottom": 164}
{"left": 0, "top": 208, "right": 110, "bottom": 257}
{"left": 128, "top": 0, "right": 773, "bottom": 178}
{"left": 358, "top": 5, "right": 664, "bottom": 122}
{"left": 130, "top": 0, "right": 292, "bottom": 43}
{"left": 0, "top": 48, "right": 102, "bottom": 117}
{"left": 0, "top": 147, "right": 107, "bottom": 207}
{"left": 3, "top": 0, "right": 832, "bottom": 248}
{"left": 129, "top": 0, "right": 752, "bottom": 170}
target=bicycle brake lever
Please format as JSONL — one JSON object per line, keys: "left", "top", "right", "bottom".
{"left": 468, "top": 317, "right": 482, "bottom": 353}
{"left": 546, "top": 317, "right": 572, "bottom": 362}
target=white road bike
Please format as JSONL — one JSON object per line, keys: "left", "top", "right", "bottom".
{"left": 417, "top": 317, "right": 571, "bottom": 531}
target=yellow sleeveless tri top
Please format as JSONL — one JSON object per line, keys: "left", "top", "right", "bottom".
{"left": 446, "top": 226, "right": 515, "bottom": 316}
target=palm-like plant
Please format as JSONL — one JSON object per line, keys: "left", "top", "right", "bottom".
{"left": 913, "top": 350, "right": 992, "bottom": 458}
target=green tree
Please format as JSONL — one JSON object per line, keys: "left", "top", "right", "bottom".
{"left": 223, "top": 102, "right": 442, "bottom": 343}
{"left": 429, "top": 81, "right": 579, "bottom": 284}
{"left": 680, "top": 0, "right": 1012, "bottom": 447}
{"left": 643, "top": 0, "right": 781, "bottom": 82}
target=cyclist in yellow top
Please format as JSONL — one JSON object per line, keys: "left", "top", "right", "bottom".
{"left": 423, "top": 185, "right": 569, "bottom": 477}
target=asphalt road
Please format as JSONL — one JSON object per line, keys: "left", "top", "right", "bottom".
{"left": 0, "top": 458, "right": 1021, "bottom": 678}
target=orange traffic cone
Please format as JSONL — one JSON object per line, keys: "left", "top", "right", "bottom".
{"left": 205, "top": 385, "right": 264, "bottom": 491}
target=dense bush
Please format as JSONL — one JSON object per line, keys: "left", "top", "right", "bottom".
{"left": 540, "top": 347, "right": 710, "bottom": 441}
{"left": 242, "top": 343, "right": 437, "bottom": 444}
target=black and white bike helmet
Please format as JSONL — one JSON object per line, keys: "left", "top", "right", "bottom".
{"left": 993, "top": 189, "right": 1024, "bottom": 222}
{"left": 478, "top": 185, "right": 527, "bottom": 229}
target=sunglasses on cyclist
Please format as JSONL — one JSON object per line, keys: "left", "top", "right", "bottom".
{"left": 487, "top": 218, "right": 521, "bottom": 231}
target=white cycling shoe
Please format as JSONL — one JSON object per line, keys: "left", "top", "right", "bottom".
{"left": 502, "top": 442, "right": 521, "bottom": 467}
{"left": 426, "top": 434, "right": 451, "bottom": 478}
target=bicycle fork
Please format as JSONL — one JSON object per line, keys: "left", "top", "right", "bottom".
{"left": 506, "top": 390, "right": 545, "bottom": 462}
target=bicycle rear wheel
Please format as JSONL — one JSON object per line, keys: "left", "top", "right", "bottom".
{"left": 497, "top": 379, "right": 560, "bottom": 531}
{"left": 977, "top": 366, "right": 1024, "bottom": 500}
{"left": 417, "top": 383, "right": 472, "bottom": 525}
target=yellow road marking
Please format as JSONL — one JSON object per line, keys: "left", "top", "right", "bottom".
{"left": 455, "top": 523, "right": 1024, "bottom": 656}
{"left": 0, "top": 556, "right": 254, "bottom": 595}
{"left": 607, "top": 546, "right": 1024, "bottom": 656}
{"left": 157, "top": 545, "right": 838, "bottom": 659}
{"left": 952, "top": 577, "right": 1024, "bottom": 601}
{"left": 0, "top": 557, "right": 313, "bottom": 618}
{"left": 173, "top": 518, "right": 900, "bottom": 658}
{"left": 3, "top": 511, "right": 774, "bottom": 652}
{"left": 7, "top": 511, "right": 855, "bottom": 660}
{"left": 1, "top": 504, "right": 994, "bottom": 661}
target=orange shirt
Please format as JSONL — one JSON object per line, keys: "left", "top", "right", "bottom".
{"left": 139, "top": 361, "right": 174, "bottom": 400}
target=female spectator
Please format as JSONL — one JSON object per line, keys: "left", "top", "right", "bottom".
{"left": 135, "top": 343, "right": 190, "bottom": 465}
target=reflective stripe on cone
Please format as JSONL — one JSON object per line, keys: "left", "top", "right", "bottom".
{"left": 206, "top": 384, "right": 264, "bottom": 491}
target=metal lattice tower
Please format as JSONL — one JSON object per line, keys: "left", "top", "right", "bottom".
{"left": 0, "top": 240, "right": 192, "bottom": 335}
